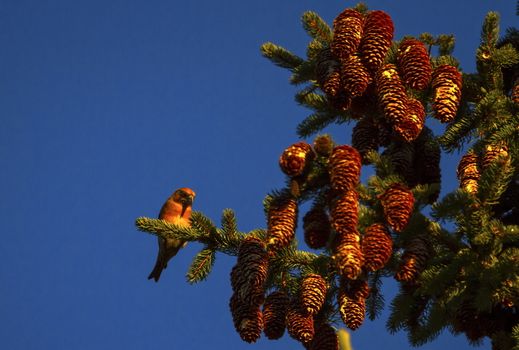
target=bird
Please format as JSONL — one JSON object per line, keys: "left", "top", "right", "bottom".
{"left": 148, "top": 187, "right": 196, "bottom": 282}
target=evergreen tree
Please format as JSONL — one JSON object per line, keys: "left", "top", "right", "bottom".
{"left": 136, "top": 3, "right": 519, "bottom": 349}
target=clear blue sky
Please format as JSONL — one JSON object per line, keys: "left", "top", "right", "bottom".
{"left": 1, "top": 1, "right": 516, "bottom": 349}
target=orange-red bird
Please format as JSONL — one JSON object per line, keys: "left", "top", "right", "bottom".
{"left": 148, "top": 187, "right": 196, "bottom": 282}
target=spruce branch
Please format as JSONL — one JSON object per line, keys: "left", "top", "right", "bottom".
{"left": 135, "top": 217, "right": 203, "bottom": 241}
{"left": 260, "top": 42, "right": 304, "bottom": 70}
{"left": 186, "top": 248, "right": 216, "bottom": 284}
{"left": 301, "top": 11, "right": 333, "bottom": 44}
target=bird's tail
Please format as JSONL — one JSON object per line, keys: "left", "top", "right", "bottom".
{"left": 148, "top": 257, "right": 166, "bottom": 282}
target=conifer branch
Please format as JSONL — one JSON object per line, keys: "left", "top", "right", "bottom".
{"left": 301, "top": 11, "right": 333, "bottom": 44}
{"left": 260, "top": 42, "right": 304, "bottom": 70}
{"left": 186, "top": 248, "right": 215, "bottom": 284}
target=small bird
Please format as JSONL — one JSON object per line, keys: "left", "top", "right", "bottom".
{"left": 148, "top": 187, "right": 196, "bottom": 282}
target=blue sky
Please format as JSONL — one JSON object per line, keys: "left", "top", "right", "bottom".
{"left": 1, "top": 1, "right": 516, "bottom": 349}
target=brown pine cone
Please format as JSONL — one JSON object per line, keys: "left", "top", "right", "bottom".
{"left": 263, "top": 290, "right": 289, "bottom": 340}
{"left": 301, "top": 274, "right": 328, "bottom": 315}
{"left": 379, "top": 183, "right": 415, "bottom": 232}
{"left": 338, "top": 291, "right": 366, "bottom": 330}
{"left": 431, "top": 64, "right": 463, "bottom": 123}
{"left": 332, "top": 230, "right": 364, "bottom": 280}
{"left": 315, "top": 48, "right": 342, "bottom": 99}
{"left": 457, "top": 150, "right": 480, "bottom": 194}
{"left": 286, "top": 301, "right": 315, "bottom": 344}
{"left": 307, "top": 322, "right": 339, "bottom": 350}
{"left": 330, "top": 189, "right": 359, "bottom": 235}
{"left": 351, "top": 116, "right": 379, "bottom": 164}
{"left": 331, "top": 8, "right": 364, "bottom": 59}
{"left": 303, "top": 206, "right": 332, "bottom": 249}
{"left": 394, "top": 235, "right": 430, "bottom": 283}
{"left": 229, "top": 293, "right": 264, "bottom": 343}
{"left": 279, "top": 141, "right": 314, "bottom": 177}
{"left": 376, "top": 63, "right": 409, "bottom": 127}
{"left": 313, "top": 134, "right": 334, "bottom": 157}
{"left": 397, "top": 38, "right": 432, "bottom": 90}
{"left": 361, "top": 223, "right": 393, "bottom": 271}
{"left": 267, "top": 196, "right": 298, "bottom": 252}
{"left": 414, "top": 127, "right": 441, "bottom": 202}
{"left": 482, "top": 142, "right": 509, "bottom": 169}
{"left": 329, "top": 145, "right": 362, "bottom": 192}
{"left": 393, "top": 97, "right": 425, "bottom": 142}
{"left": 512, "top": 81, "right": 519, "bottom": 104}
{"left": 358, "top": 10, "right": 394, "bottom": 73}
{"left": 340, "top": 54, "right": 371, "bottom": 97}
{"left": 381, "top": 141, "right": 416, "bottom": 186}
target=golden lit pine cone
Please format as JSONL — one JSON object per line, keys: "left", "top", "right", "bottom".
{"left": 330, "top": 189, "right": 359, "bottom": 235}
{"left": 457, "top": 150, "right": 480, "bottom": 194}
{"left": 315, "top": 48, "right": 342, "bottom": 99}
{"left": 393, "top": 97, "right": 425, "bottom": 142}
{"left": 376, "top": 63, "right": 409, "bottom": 126}
{"left": 307, "top": 322, "right": 339, "bottom": 350}
{"left": 332, "top": 230, "right": 364, "bottom": 280}
{"left": 394, "top": 236, "right": 429, "bottom": 283}
{"left": 379, "top": 183, "right": 414, "bottom": 232}
{"left": 358, "top": 10, "right": 394, "bottom": 73}
{"left": 431, "top": 64, "right": 462, "bottom": 123}
{"left": 286, "top": 301, "right": 315, "bottom": 344}
{"left": 397, "top": 38, "right": 432, "bottom": 90}
{"left": 482, "top": 142, "right": 509, "bottom": 169}
{"left": 232, "top": 237, "right": 268, "bottom": 305}
{"left": 512, "top": 82, "right": 519, "bottom": 104}
{"left": 338, "top": 292, "right": 366, "bottom": 330}
{"left": 229, "top": 293, "right": 264, "bottom": 343}
{"left": 301, "top": 274, "right": 328, "bottom": 315}
{"left": 262, "top": 290, "right": 289, "bottom": 340}
{"left": 351, "top": 116, "right": 379, "bottom": 164}
{"left": 303, "top": 206, "right": 332, "bottom": 249}
{"left": 267, "top": 196, "right": 298, "bottom": 252}
{"left": 331, "top": 8, "right": 364, "bottom": 59}
{"left": 361, "top": 223, "right": 393, "bottom": 271}
{"left": 279, "top": 141, "right": 314, "bottom": 177}
{"left": 381, "top": 141, "right": 416, "bottom": 186}
{"left": 340, "top": 54, "right": 371, "bottom": 97}
{"left": 329, "top": 145, "right": 362, "bottom": 192}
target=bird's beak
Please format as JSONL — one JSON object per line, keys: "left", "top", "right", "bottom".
{"left": 180, "top": 195, "right": 194, "bottom": 217}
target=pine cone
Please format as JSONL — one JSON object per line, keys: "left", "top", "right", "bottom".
{"left": 348, "top": 278, "right": 370, "bottom": 300}
{"left": 329, "top": 145, "right": 362, "bottom": 192}
{"left": 512, "top": 81, "right": 519, "bottom": 105}
{"left": 316, "top": 48, "right": 342, "bottom": 99}
{"left": 267, "top": 196, "right": 298, "bottom": 252}
{"left": 307, "top": 322, "right": 339, "bottom": 350}
{"left": 393, "top": 97, "right": 425, "bottom": 142}
{"left": 394, "top": 236, "right": 429, "bottom": 283}
{"left": 340, "top": 54, "right": 371, "bottom": 97}
{"left": 381, "top": 141, "right": 416, "bottom": 186}
{"left": 375, "top": 116, "right": 393, "bottom": 147}
{"left": 263, "top": 290, "right": 289, "bottom": 340}
{"left": 482, "top": 142, "right": 509, "bottom": 169}
{"left": 332, "top": 230, "right": 364, "bottom": 280}
{"left": 358, "top": 10, "right": 394, "bottom": 73}
{"left": 376, "top": 63, "right": 409, "bottom": 128}
{"left": 331, "top": 8, "right": 364, "bottom": 59}
{"left": 351, "top": 116, "right": 379, "bottom": 164}
{"left": 303, "top": 206, "right": 332, "bottom": 249}
{"left": 457, "top": 150, "right": 480, "bottom": 194}
{"left": 330, "top": 189, "right": 359, "bottom": 235}
{"left": 431, "top": 64, "right": 463, "bottom": 123}
{"left": 313, "top": 134, "right": 334, "bottom": 157}
{"left": 361, "top": 223, "right": 393, "bottom": 271}
{"left": 279, "top": 142, "right": 314, "bottom": 177}
{"left": 229, "top": 293, "right": 264, "bottom": 343}
{"left": 301, "top": 274, "right": 328, "bottom": 315}
{"left": 231, "top": 238, "right": 268, "bottom": 305}
{"left": 414, "top": 127, "right": 441, "bottom": 202}
{"left": 286, "top": 301, "right": 315, "bottom": 344}
{"left": 379, "top": 183, "right": 415, "bottom": 232}
{"left": 338, "top": 291, "right": 366, "bottom": 330}
{"left": 397, "top": 38, "right": 432, "bottom": 90}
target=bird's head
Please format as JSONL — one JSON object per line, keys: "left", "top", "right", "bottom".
{"left": 173, "top": 187, "right": 196, "bottom": 216}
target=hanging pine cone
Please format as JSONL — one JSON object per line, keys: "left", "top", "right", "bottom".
{"left": 338, "top": 291, "right": 366, "bottom": 330}
{"left": 263, "top": 290, "right": 289, "bottom": 340}
{"left": 315, "top": 48, "right": 342, "bottom": 99}
{"left": 431, "top": 64, "right": 463, "bottom": 123}
{"left": 279, "top": 141, "right": 314, "bottom": 177}
{"left": 286, "top": 301, "right": 315, "bottom": 344}
{"left": 329, "top": 145, "right": 362, "bottom": 192}
{"left": 361, "top": 223, "right": 393, "bottom": 271}
{"left": 307, "top": 322, "right": 339, "bottom": 350}
{"left": 374, "top": 116, "right": 393, "bottom": 147}
{"left": 348, "top": 278, "right": 371, "bottom": 300}
{"left": 457, "top": 150, "right": 480, "bottom": 194}
{"left": 358, "top": 10, "right": 394, "bottom": 73}
{"left": 376, "top": 63, "right": 409, "bottom": 127}
{"left": 414, "top": 127, "right": 441, "bottom": 202}
{"left": 330, "top": 189, "right": 359, "bottom": 235}
{"left": 340, "top": 54, "right": 371, "bottom": 97}
{"left": 303, "top": 206, "right": 332, "bottom": 249}
{"left": 267, "top": 195, "right": 298, "bottom": 252}
{"left": 393, "top": 97, "right": 425, "bottom": 142}
{"left": 397, "top": 38, "right": 432, "bottom": 90}
{"left": 229, "top": 293, "right": 264, "bottom": 343}
{"left": 301, "top": 274, "right": 328, "bottom": 315}
{"left": 332, "top": 230, "right": 364, "bottom": 280}
{"left": 512, "top": 81, "right": 519, "bottom": 105}
{"left": 482, "top": 142, "right": 509, "bottom": 169}
{"left": 331, "top": 8, "right": 364, "bottom": 59}
{"left": 313, "top": 134, "right": 334, "bottom": 157}
{"left": 394, "top": 235, "right": 430, "bottom": 283}
{"left": 351, "top": 116, "right": 379, "bottom": 164}
{"left": 381, "top": 141, "right": 416, "bottom": 186}
{"left": 379, "top": 183, "right": 415, "bottom": 232}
